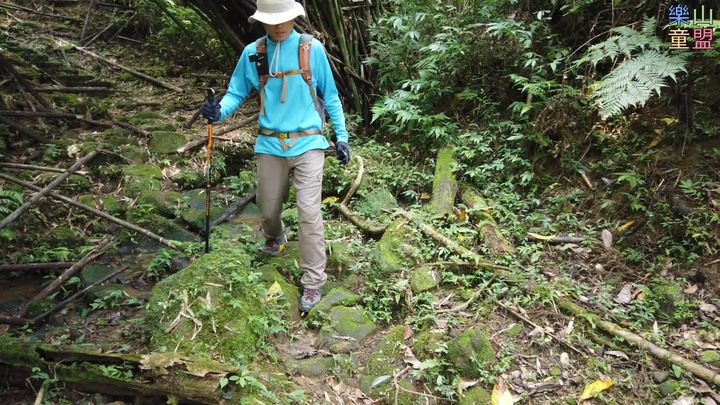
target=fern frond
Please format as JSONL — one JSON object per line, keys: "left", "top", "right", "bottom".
{"left": 590, "top": 51, "right": 687, "bottom": 118}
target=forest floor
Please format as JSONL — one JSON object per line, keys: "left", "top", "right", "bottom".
{"left": 1, "top": 2, "right": 719, "bottom": 405}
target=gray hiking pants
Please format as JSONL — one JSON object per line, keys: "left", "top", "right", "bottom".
{"left": 256, "top": 149, "right": 327, "bottom": 290}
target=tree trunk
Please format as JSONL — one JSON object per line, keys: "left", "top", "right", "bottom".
{"left": 430, "top": 146, "right": 458, "bottom": 218}
{"left": 460, "top": 186, "right": 514, "bottom": 255}
{"left": 0, "top": 335, "right": 237, "bottom": 404}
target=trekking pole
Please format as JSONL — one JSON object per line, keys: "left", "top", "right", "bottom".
{"left": 204, "top": 88, "right": 215, "bottom": 253}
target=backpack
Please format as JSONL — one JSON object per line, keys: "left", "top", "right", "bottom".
{"left": 254, "top": 33, "right": 326, "bottom": 128}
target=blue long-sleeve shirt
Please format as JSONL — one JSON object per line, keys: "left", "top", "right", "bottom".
{"left": 218, "top": 30, "right": 348, "bottom": 157}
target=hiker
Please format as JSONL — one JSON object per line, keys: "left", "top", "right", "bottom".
{"left": 201, "top": 0, "right": 350, "bottom": 313}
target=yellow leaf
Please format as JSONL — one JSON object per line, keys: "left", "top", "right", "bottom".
{"left": 617, "top": 220, "right": 635, "bottom": 233}
{"left": 580, "top": 379, "right": 614, "bottom": 400}
{"left": 491, "top": 377, "right": 514, "bottom": 405}
{"left": 661, "top": 117, "right": 677, "bottom": 125}
{"left": 265, "top": 281, "right": 283, "bottom": 302}
{"left": 527, "top": 232, "right": 557, "bottom": 241}
{"left": 322, "top": 196, "right": 339, "bottom": 204}
{"left": 645, "top": 135, "right": 662, "bottom": 149}
{"left": 420, "top": 193, "right": 430, "bottom": 200}
{"left": 456, "top": 209, "right": 467, "bottom": 221}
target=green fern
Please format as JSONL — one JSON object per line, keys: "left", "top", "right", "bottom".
{"left": 0, "top": 190, "right": 23, "bottom": 216}
{"left": 575, "top": 18, "right": 687, "bottom": 119}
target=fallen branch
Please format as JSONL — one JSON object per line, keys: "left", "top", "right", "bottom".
{"left": 0, "top": 52, "right": 52, "bottom": 109}
{"left": 67, "top": 43, "right": 183, "bottom": 92}
{"left": 0, "top": 2, "right": 84, "bottom": 21}
{"left": 31, "top": 265, "right": 130, "bottom": 324}
{"left": 337, "top": 155, "right": 388, "bottom": 235}
{"left": 0, "top": 173, "right": 179, "bottom": 250}
{"left": 558, "top": 299, "right": 720, "bottom": 386}
{"left": 0, "top": 149, "right": 99, "bottom": 230}
{"left": 35, "top": 86, "right": 114, "bottom": 94}
{"left": 0, "top": 262, "right": 76, "bottom": 273}
{"left": 111, "top": 117, "right": 152, "bottom": 137}
{"left": 0, "top": 162, "right": 87, "bottom": 174}
{"left": 0, "top": 115, "right": 53, "bottom": 144}
{"left": 209, "top": 190, "right": 256, "bottom": 227}
{"left": 17, "top": 237, "right": 115, "bottom": 318}
{"left": 525, "top": 235, "right": 584, "bottom": 244}
{"left": 177, "top": 113, "right": 258, "bottom": 153}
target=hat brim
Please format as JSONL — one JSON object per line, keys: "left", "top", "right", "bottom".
{"left": 248, "top": 3, "right": 305, "bottom": 24}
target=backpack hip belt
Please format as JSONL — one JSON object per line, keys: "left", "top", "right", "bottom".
{"left": 258, "top": 128, "right": 322, "bottom": 151}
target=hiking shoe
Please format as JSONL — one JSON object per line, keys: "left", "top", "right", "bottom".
{"left": 262, "top": 234, "right": 287, "bottom": 256}
{"left": 299, "top": 288, "right": 322, "bottom": 313}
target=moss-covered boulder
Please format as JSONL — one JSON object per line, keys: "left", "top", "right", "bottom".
{"left": 326, "top": 240, "right": 353, "bottom": 276}
{"left": 411, "top": 330, "right": 444, "bottom": 361}
{"left": 459, "top": 386, "right": 492, "bottom": 405}
{"left": 446, "top": 326, "right": 496, "bottom": 378}
{"left": 360, "top": 326, "right": 414, "bottom": 403}
{"left": 307, "top": 287, "right": 361, "bottom": 321}
{"left": 148, "top": 131, "right": 186, "bottom": 154}
{"left": 286, "top": 356, "right": 338, "bottom": 377}
{"left": 137, "top": 190, "right": 182, "bottom": 217}
{"left": 179, "top": 189, "right": 225, "bottom": 230}
{"left": 317, "top": 306, "right": 376, "bottom": 353}
{"left": 37, "top": 173, "right": 92, "bottom": 192}
{"left": 145, "top": 250, "right": 271, "bottom": 364}
{"left": 354, "top": 187, "right": 398, "bottom": 223}
{"left": 122, "top": 208, "right": 199, "bottom": 250}
{"left": 77, "top": 194, "right": 123, "bottom": 215}
{"left": 45, "top": 226, "right": 84, "bottom": 248}
{"left": 129, "top": 110, "right": 165, "bottom": 126}
{"left": 700, "top": 350, "right": 720, "bottom": 367}
{"left": 370, "top": 218, "right": 416, "bottom": 274}
{"left": 651, "top": 280, "right": 685, "bottom": 321}
{"left": 409, "top": 266, "right": 439, "bottom": 293}
{"left": 122, "top": 164, "right": 163, "bottom": 197}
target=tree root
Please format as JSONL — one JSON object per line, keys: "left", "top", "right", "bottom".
{"left": 337, "top": 154, "right": 388, "bottom": 235}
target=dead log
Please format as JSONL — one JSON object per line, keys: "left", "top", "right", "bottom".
{"left": 0, "top": 262, "right": 76, "bottom": 273}
{"left": 66, "top": 43, "right": 183, "bottom": 92}
{"left": 35, "top": 86, "right": 114, "bottom": 93}
{"left": 525, "top": 235, "right": 584, "bottom": 244}
{"left": 0, "top": 115, "right": 54, "bottom": 144}
{"left": 430, "top": 146, "right": 458, "bottom": 218}
{"left": 400, "top": 207, "right": 720, "bottom": 388}
{"left": 0, "top": 336, "right": 237, "bottom": 404}
{"left": 17, "top": 237, "right": 115, "bottom": 318}
{"left": 0, "top": 149, "right": 99, "bottom": 230}
{"left": 460, "top": 187, "right": 514, "bottom": 255}
{"left": 338, "top": 155, "right": 388, "bottom": 235}
{"left": 0, "top": 162, "right": 87, "bottom": 174}
{"left": 0, "top": 173, "right": 179, "bottom": 250}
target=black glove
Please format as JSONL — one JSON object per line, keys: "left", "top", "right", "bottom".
{"left": 201, "top": 99, "right": 221, "bottom": 123}
{"left": 335, "top": 141, "right": 350, "bottom": 165}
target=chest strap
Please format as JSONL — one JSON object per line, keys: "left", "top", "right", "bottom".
{"left": 258, "top": 128, "right": 322, "bottom": 151}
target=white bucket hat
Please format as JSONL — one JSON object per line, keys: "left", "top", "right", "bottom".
{"left": 248, "top": 0, "right": 306, "bottom": 24}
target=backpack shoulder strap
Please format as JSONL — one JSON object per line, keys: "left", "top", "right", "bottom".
{"left": 298, "top": 33, "right": 313, "bottom": 85}
{"left": 255, "top": 37, "right": 268, "bottom": 86}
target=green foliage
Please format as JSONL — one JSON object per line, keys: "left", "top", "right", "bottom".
{"left": 574, "top": 18, "right": 688, "bottom": 118}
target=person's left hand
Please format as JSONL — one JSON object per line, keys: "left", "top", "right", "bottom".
{"left": 335, "top": 141, "right": 350, "bottom": 165}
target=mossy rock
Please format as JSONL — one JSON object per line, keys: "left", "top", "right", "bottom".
{"left": 77, "top": 194, "right": 123, "bottom": 215}
{"left": 353, "top": 187, "right": 398, "bottom": 222}
{"left": 651, "top": 280, "right": 685, "bottom": 320}
{"left": 148, "top": 131, "right": 187, "bottom": 154}
{"left": 700, "top": 350, "right": 720, "bottom": 367}
{"left": 116, "top": 144, "right": 148, "bottom": 163}
{"left": 411, "top": 330, "right": 444, "bottom": 360}
{"left": 286, "top": 356, "right": 338, "bottom": 377}
{"left": 360, "top": 326, "right": 414, "bottom": 403}
{"left": 37, "top": 173, "right": 93, "bottom": 193}
{"left": 137, "top": 190, "right": 182, "bottom": 217}
{"left": 307, "top": 287, "right": 361, "bottom": 321}
{"left": 122, "top": 208, "right": 199, "bottom": 250}
{"left": 327, "top": 240, "right": 353, "bottom": 276}
{"left": 122, "top": 164, "right": 163, "bottom": 197}
{"left": 81, "top": 264, "right": 117, "bottom": 287}
{"left": 128, "top": 110, "right": 165, "bottom": 126}
{"left": 446, "top": 326, "right": 496, "bottom": 378}
{"left": 409, "top": 266, "right": 439, "bottom": 293}
{"left": 657, "top": 380, "right": 682, "bottom": 397}
{"left": 459, "top": 386, "right": 492, "bottom": 405}
{"left": 45, "top": 226, "right": 84, "bottom": 248}
{"left": 145, "top": 250, "right": 268, "bottom": 363}
{"left": 256, "top": 265, "right": 301, "bottom": 319}
{"left": 506, "top": 323, "right": 523, "bottom": 338}
{"left": 370, "top": 218, "right": 416, "bottom": 274}
{"left": 317, "top": 305, "right": 376, "bottom": 353}
{"left": 178, "top": 189, "right": 225, "bottom": 230}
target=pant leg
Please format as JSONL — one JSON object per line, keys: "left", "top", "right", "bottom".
{"left": 256, "top": 153, "right": 289, "bottom": 239}
{"left": 289, "top": 149, "right": 326, "bottom": 289}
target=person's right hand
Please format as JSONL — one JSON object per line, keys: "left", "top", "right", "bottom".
{"left": 202, "top": 99, "right": 221, "bottom": 123}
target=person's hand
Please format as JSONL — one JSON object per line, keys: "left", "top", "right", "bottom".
{"left": 201, "top": 99, "right": 221, "bottom": 123}
{"left": 335, "top": 141, "right": 350, "bottom": 165}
